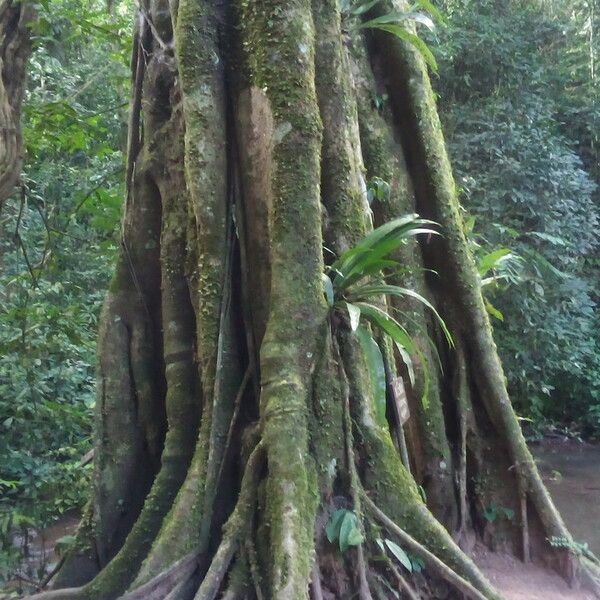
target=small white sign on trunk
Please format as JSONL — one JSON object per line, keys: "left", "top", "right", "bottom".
{"left": 391, "top": 375, "right": 410, "bottom": 425}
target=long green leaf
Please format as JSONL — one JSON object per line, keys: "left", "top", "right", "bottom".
{"left": 346, "top": 302, "right": 361, "bottom": 331}
{"left": 332, "top": 216, "right": 437, "bottom": 289}
{"left": 385, "top": 539, "right": 413, "bottom": 572}
{"left": 356, "top": 325, "right": 387, "bottom": 427}
{"left": 350, "top": 0, "right": 381, "bottom": 15}
{"left": 331, "top": 214, "right": 419, "bottom": 273}
{"left": 359, "top": 10, "right": 435, "bottom": 31}
{"left": 338, "top": 228, "right": 437, "bottom": 290}
{"left": 354, "top": 302, "right": 416, "bottom": 355}
{"left": 364, "top": 23, "right": 438, "bottom": 72}
{"left": 414, "top": 0, "right": 446, "bottom": 24}
{"left": 478, "top": 248, "right": 512, "bottom": 277}
{"left": 346, "top": 284, "right": 453, "bottom": 346}
{"left": 396, "top": 343, "right": 415, "bottom": 387}
{"left": 322, "top": 273, "right": 334, "bottom": 306}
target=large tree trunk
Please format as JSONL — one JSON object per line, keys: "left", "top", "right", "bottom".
{"left": 28, "top": 0, "right": 600, "bottom": 598}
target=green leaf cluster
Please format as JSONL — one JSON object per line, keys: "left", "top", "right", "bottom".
{"left": 323, "top": 215, "right": 452, "bottom": 416}
{"left": 436, "top": 0, "right": 600, "bottom": 435}
{"left": 326, "top": 509, "right": 365, "bottom": 551}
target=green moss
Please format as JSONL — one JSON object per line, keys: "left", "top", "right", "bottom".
{"left": 312, "top": 0, "right": 370, "bottom": 253}
{"left": 309, "top": 326, "right": 346, "bottom": 498}
{"left": 239, "top": 1, "right": 326, "bottom": 597}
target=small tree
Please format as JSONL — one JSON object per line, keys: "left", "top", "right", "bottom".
{"left": 8, "top": 0, "right": 599, "bottom": 598}
{"left": 0, "top": 0, "right": 34, "bottom": 207}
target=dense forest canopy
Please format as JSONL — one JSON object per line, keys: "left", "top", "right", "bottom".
{"left": 0, "top": 0, "right": 598, "bottom": 598}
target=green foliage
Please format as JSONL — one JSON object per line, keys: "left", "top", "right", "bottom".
{"left": 464, "top": 215, "right": 523, "bottom": 322}
{"left": 375, "top": 537, "right": 424, "bottom": 573}
{"left": 0, "top": 0, "right": 130, "bottom": 586}
{"left": 326, "top": 509, "right": 364, "bottom": 551}
{"left": 549, "top": 536, "right": 600, "bottom": 563}
{"left": 323, "top": 216, "right": 452, "bottom": 410}
{"left": 356, "top": 325, "right": 387, "bottom": 426}
{"left": 341, "top": 0, "right": 441, "bottom": 71}
{"left": 483, "top": 504, "right": 515, "bottom": 523}
{"left": 436, "top": 0, "right": 600, "bottom": 435}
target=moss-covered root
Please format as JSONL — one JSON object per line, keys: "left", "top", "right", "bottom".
{"left": 193, "top": 443, "right": 266, "bottom": 600}
{"left": 175, "top": 0, "right": 228, "bottom": 399}
{"left": 239, "top": 0, "right": 325, "bottom": 597}
{"left": 66, "top": 33, "right": 202, "bottom": 600}
{"left": 354, "top": 75, "right": 457, "bottom": 527}
{"left": 340, "top": 331, "right": 503, "bottom": 600}
{"left": 312, "top": 0, "right": 370, "bottom": 253}
{"left": 367, "top": 0, "right": 575, "bottom": 567}
{"left": 130, "top": 0, "right": 234, "bottom": 580}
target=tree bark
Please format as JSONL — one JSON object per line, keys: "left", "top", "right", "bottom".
{"left": 0, "top": 0, "right": 34, "bottom": 209}
{"left": 28, "top": 0, "right": 600, "bottom": 599}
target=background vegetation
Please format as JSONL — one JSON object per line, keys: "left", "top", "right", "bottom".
{"left": 0, "top": 0, "right": 598, "bottom": 590}
{"left": 0, "top": 0, "right": 130, "bottom": 585}
{"left": 435, "top": 0, "right": 599, "bottom": 436}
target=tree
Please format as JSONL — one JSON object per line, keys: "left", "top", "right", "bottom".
{"left": 0, "top": 0, "right": 35, "bottom": 208}
{"left": 16, "top": 0, "right": 600, "bottom": 598}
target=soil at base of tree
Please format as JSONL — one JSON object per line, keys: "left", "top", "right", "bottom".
{"left": 532, "top": 437, "right": 600, "bottom": 554}
{"left": 476, "top": 547, "right": 596, "bottom": 600}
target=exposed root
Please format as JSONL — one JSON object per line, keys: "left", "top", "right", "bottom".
{"left": 24, "top": 586, "right": 83, "bottom": 600}
{"left": 219, "top": 559, "right": 251, "bottom": 600}
{"left": 216, "top": 364, "right": 253, "bottom": 489}
{"left": 120, "top": 552, "right": 199, "bottom": 600}
{"left": 361, "top": 490, "right": 491, "bottom": 600}
{"left": 193, "top": 442, "right": 265, "bottom": 600}
{"left": 386, "top": 558, "right": 421, "bottom": 600}
{"left": 335, "top": 334, "right": 372, "bottom": 600}
{"left": 310, "top": 561, "right": 324, "bottom": 600}
{"left": 163, "top": 575, "right": 198, "bottom": 600}
{"left": 245, "top": 535, "right": 265, "bottom": 600}
{"left": 454, "top": 343, "right": 470, "bottom": 542}
{"left": 520, "top": 493, "right": 530, "bottom": 563}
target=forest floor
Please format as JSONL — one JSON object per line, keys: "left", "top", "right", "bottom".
{"left": 476, "top": 546, "right": 596, "bottom": 600}
{"left": 477, "top": 437, "right": 600, "bottom": 600}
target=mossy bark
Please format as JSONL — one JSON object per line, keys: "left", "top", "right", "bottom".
{"left": 29, "top": 0, "right": 598, "bottom": 599}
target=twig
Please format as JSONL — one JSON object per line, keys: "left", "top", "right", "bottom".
{"left": 39, "top": 555, "right": 66, "bottom": 589}
{"left": 360, "top": 490, "right": 489, "bottom": 600}
{"left": 136, "top": 3, "right": 170, "bottom": 50}
{"left": 69, "top": 167, "right": 123, "bottom": 219}
{"left": 125, "top": 12, "right": 146, "bottom": 205}
{"left": 14, "top": 572, "right": 42, "bottom": 590}
{"left": 15, "top": 232, "right": 37, "bottom": 284}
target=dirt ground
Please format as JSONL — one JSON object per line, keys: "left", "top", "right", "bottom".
{"left": 476, "top": 547, "right": 597, "bottom": 600}
{"left": 476, "top": 438, "right": 600, "bottom": 600}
